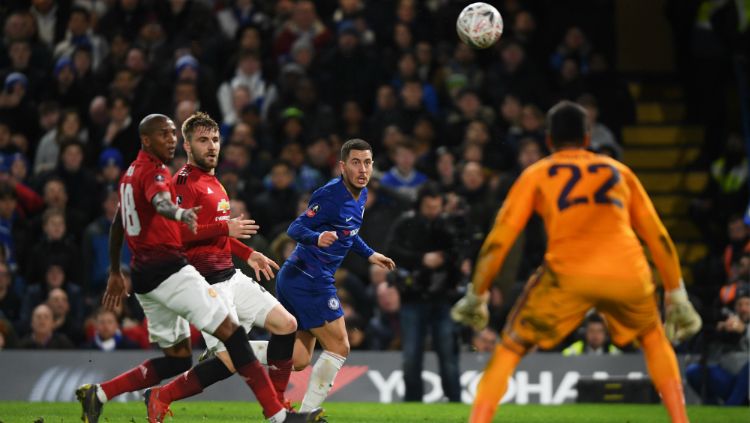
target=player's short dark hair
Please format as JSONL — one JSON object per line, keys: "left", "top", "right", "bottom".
{"left": 547, "top": 100, "right": 589, "bottom": 147}
{"left": 182, "top": 111, "right": 219, "bottom": 142}
{"left": 138, "top": 113, "right": 170, "bottom": 136}
{"left": 340, "top": 138, "right": 372, "bottom": 161}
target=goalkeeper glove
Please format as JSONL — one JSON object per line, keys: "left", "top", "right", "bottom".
{"left": 664, "top": 285, "right": 702, "bottom": 344}
{"left": 451, "top": 284, "right": 489, "bottom": 331}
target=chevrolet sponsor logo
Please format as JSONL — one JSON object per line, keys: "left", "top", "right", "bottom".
{"left": 217, "top": 198, "right": 230, "bottom": 212}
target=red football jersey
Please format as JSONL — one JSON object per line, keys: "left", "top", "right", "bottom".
{"left": 119, "top": 150, "right": 186, "bottom": 293}
{"left": 174, "top": 164, "right": 239, "bottom": 283}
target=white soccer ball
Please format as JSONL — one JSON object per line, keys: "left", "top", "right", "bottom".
{"left": 456, "top": 2, "right": 504, "bottom": 49}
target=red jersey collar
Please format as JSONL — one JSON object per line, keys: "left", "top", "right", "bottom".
{"left": 137, "top": 149, "right": 166, "bottom": 165}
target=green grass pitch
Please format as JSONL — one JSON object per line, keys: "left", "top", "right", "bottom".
{"left": 0, "top": 402, "right": 748, "bottom": 423}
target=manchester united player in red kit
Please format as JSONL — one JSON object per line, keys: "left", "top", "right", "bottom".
{"left": 144, "top": 112, "right": 300, "bottom": 418}
{"left": 75, "top": 114, "right": 322, "bottom": 423}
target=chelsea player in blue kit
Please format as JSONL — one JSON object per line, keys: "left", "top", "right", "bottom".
{"left": 276, "top": 139, "right": 396, "bottom": 412}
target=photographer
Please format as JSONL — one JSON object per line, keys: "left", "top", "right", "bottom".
{"left": 686, "top": 283, "right": 750, "bottom": 405}
{"left": 386, "top": 182, "right": 462, "bottom": 402}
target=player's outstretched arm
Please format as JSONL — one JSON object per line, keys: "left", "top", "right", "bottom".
{"left": 628, "top": 171, "right": 702, "bottom": 342}
{"left": 103, "top": 207, "right": 128, "bottom": 310}
{"left": 246, "top": 251, "right": 281, "bottom": 281}
{"left": 151, "top": 191, "right": 202, "bottom": 233}
{"left": 368, "top": 252, "right": 396, "bottom": 270}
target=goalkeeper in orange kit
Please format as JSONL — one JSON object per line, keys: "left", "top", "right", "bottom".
{"left": 452, "top": 101, "right": 702, "bottom": 423}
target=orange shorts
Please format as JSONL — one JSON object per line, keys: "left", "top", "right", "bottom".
{"left": 503, "top": 265, "right": 661, "bottom": 351}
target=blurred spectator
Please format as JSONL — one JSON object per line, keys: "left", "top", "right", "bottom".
{"left": 369, "top": 84, "right": 401, "bottom": 147}
{"left": 430, "top": 143, "right": 454, "bottom": 184}
{"left": 317, "top": 19, "right": 378, "bottom": 110}
{"left": 339, "top": 100, "right": 369, "bottom": 142}
{"left": 26, "top": 207, "right": 82, "bottom": 285}
{"left": 0, "top": 260, "right": 21, "bottom": 329}
{"left": 392, "top": 51, "right": 440, "bottom": 116}
{"left": 366, "top": 281, "right": 401, "bottom": 350}
{"left": 292, "top": 77, "right": 336, "bottom": 140}
{"left": 53, "top": 6, "right": 108, "bottom": 71}
{"left": 273, "top": 0, "right": 332, "bottom": 59}
{"left": 217, "top": 51, "right": 273, "bottom": 127}
{"left": 20, "top": 261, "right": 84, "bottom": 337}
{"left": 485, "top": 40, "right": 546, "bottom": 107}
{"left": 39, "top": 141, "right": 99, "bottom": 222}
{"left": 17, "top": 303, "right": 74, "bottom": 349}
{"left": 380, "top": 142, "right": 427, "bottom": 203}
{"left": 0, "top": 181, "right": 33, "bottom": 273}
{"left": 269, "top": 232, "right": 296, "bottom": 265}
{"left": 447, "top": 89, "right": 495, "bottom": 141}
{"left": 0, "top": 72, "right": 39, "bottom": 139}
{"left": 443, "top": 42, "right": 484, "bottom": 99}
{"left": 98, "top": 94, "right": 138, "bottom": 165}
{"left": 82, "top": 190, "right": 130, "bottom": 299}
{"left": 85, "top": 307, "right": 139, "bottom": 351}
{"left": 471, "top": 327, "right": 498, "bottom": 353}
{"left": 46, "top": 286, "right": 84, "bottom": 344}
{"left": 693, "top": 135, "right": 749, "bottom": 248}
{"left": 96, "top": 147, "right": 124, "bottom": 195}
{"left": 687, "top": 285, "right": 749, "bottom": 405}
{"left": 562, "top": 313, "right": 621, "bottom": 356}
{"left": 505, "top": 103, "right": 545, "bottom": 154}
{"left": 550, "top": 26, "right": 591, "bottom": 74}
{"left": 216, "top": 0, "right": 271, "bottom": 40}
{"left": 275, "top": 141, "right": 325, "bottom": 193}
{"left": 386, "top": 183, "right": 461, "bottom": 402}
{"left": 456, "top": 161, "right": 495, "bottom": 234}
{"left": 0, "top": 317, "right": 17, "bottom": 349}
{"left": 29, "top": 0, "right": 72, "bottom": 48}
{"left": 253, "top": 161, "right": 299, "bottom": 238}
{"left": 34, "top": 108, "right": 89, "bottom": 175}
{"left": 578, "top": 93, "right": 622, "bottom": 160}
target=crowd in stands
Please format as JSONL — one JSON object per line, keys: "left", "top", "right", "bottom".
{"left": 0, "top": 1, "right": 746, "bottom": 404}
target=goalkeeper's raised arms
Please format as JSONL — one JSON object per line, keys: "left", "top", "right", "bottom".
{"left": 664, "top": 284, "right": 702, "bottom": 344}
{"left": 451, "top": 284, "right": 490, "bottom": 331}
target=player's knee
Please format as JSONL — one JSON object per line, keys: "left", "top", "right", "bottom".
{"left": 279, "top": 314, "right": 297, "bottom": 334}
{"left": 293, "top": 355, "right": 311, "bottom": 371}
{"left": 329, "top": 339, "right": 350, "bottom": 358}
{"left": 213, "top": 316, "right": 240, "bottom": 341}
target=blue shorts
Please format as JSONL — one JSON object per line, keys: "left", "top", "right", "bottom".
{"left": 275, "top": 262, "right": 343, "bottom": 331}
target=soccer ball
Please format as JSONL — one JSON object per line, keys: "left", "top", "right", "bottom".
{"left": 456, "top": 2, "right": 504, "bottom": 49}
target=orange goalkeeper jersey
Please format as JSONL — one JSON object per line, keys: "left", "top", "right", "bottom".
{"left": 473, "top": 149, "right": 681, "bottom": 294}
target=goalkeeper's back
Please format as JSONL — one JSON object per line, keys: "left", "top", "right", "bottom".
{"left": 472, "top": 101, "right": 682, "bottom": 293}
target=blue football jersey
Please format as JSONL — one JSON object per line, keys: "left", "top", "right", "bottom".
{"left": 285, "top": 177, "right": 374, "bottom": 286}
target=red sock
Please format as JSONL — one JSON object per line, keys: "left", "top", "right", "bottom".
{"left": 100, "top": 360, "right": 163, "bottom": 400}
{"left": 237, "top": 361, "right": 284, "bottom": 417}
{"left": 158, "top": 370, "right": 203, "bottom": 404}
{"left": 268, "top": 358, "right": 293, "bottom": 401}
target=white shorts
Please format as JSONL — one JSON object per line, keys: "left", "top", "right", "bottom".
{"left": 135, "top": 265, "right": 230, "bottom": 348}
{"left": 202, "top": 270, "right": 280, "bottom": 352}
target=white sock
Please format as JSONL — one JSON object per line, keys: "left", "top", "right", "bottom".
{"left": 266, "top": 409, "right": 287, "bottom": 422}
{"left": 95, "top": 384, "right": 108, "bottom": 403}
{"left": 299, "top": 351, "right": 346, "bottom": 412}
{"left": 249, "top": 340, "right": 269, "bottom": 366}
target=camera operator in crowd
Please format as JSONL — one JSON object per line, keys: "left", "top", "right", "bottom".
{"left": 386, "top": 182, "right": 465, "bottom": 403}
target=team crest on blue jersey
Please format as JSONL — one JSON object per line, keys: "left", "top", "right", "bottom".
{"left": 306, "top": 204, "right": 320, "bottom": 217}
{"left": 327, "top": 296, "right": 340, "bottom": 310}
